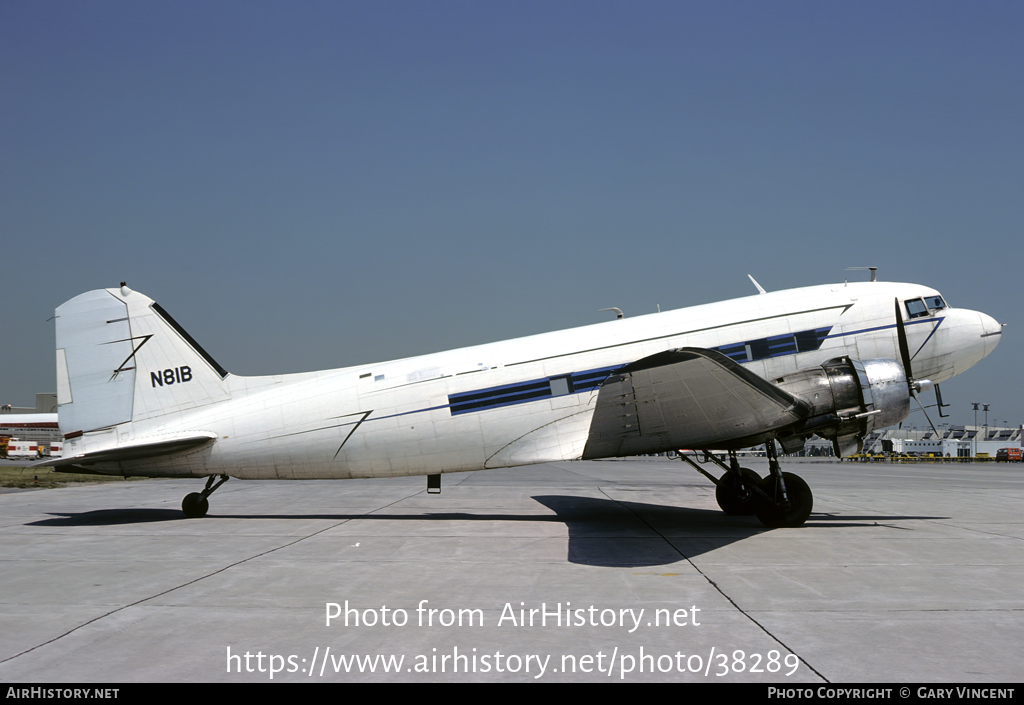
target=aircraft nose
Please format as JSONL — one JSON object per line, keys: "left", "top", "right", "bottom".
{"left": 978, "top": 311, "right": 1003, "bottom": 357}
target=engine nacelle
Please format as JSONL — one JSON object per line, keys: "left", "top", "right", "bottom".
{"left": 773, "top": 357, "right": 910, "bottom": 456}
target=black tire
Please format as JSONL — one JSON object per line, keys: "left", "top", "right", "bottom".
{"left": 182, "top": 492, "right": 209, "bottom": 518}
{"left": 755, "top": 472, "right": 812, "bottom": 528}
{"left": 716, "top": 467, "right": 762, "bottom": 515}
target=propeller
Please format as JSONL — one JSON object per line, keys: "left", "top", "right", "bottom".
{"left": 894, "top": 299, "right": 939, "bottom": 435}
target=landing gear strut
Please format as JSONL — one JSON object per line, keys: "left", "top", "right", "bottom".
{"left": 677, "top": 442, "right": 813, "bottom": 528}
{"left": 182, "top": 474, "right": 229, "bottom": 518}
{"left": 677, "top": 449, "right": 763, "bottom": 516}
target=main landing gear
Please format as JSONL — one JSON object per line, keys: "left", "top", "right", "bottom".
{"left": 677, "top": 442, "right": 813, "bottom": 528}
{"left": 181, "top": 474, "right": 229, "bottom": 518}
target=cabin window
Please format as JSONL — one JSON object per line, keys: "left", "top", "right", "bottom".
{"left": 905, "top": 298, "right": 929, "bottom": 319}
{"left": 746, "top": 338, "right": 770, "bottom": 361}
{"left": 795, "top": 330, "right": 820, "bottom": 352}
{"left": 924, "top": 295, "right": 946, "bottom": 311}
{"left": 549, "top": 376, "right": 573, "bottom": 397}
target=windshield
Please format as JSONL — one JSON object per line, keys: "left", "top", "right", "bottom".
{"left": 905, "top": 294, "right": 947, "bottom": 319}
{"left": 905, "top": 299, "right": 928, "bottom": 319}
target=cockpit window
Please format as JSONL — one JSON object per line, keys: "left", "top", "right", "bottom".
{"left": 924, "top": 295, "right": 946, "bottom": 311}
{"left": 905, "top": 298, "right": 929, "bottom": 319}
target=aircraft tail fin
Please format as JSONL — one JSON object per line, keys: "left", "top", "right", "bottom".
{"left": 55, "top": 284, "right": 231, "bottom": 436}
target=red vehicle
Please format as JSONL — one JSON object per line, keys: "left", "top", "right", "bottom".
{"left": 996, "top": 448, "right": 1022, "bottom": 462}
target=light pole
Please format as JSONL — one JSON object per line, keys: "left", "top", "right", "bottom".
{"left": 972, "top": 403, "right": 980, "bottom": 456}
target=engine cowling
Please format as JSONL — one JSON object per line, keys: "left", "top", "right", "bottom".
{"left": 772, "top": 357, "right": 910, "bottom": 456}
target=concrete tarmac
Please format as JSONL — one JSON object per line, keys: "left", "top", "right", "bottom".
{"left": 1, "top": 457, "right": 1022, "bottom": 683}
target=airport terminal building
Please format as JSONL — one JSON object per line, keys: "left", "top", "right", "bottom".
{"left": 0, "top": 394, "right": 61, "bottom": 444}
{"left": 805, "top": 425, "right": 1023, "bottom": 459}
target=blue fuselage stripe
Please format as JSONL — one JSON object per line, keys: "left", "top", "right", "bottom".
{"left": 448, "top": 364, "right": 623, "bottom": 415}
{"left": 444, "top": 316, "right": 941, "bottom": 416}
{"left": 448, "top": 322, "right": 850, "bottom": 415}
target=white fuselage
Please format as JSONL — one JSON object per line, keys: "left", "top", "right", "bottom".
{"left": 60, "top": 281, "right": 1000, "bottom": 480}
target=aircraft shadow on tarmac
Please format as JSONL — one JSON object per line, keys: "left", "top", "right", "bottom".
{"left": 531, "top": 496, "right": 947, "bottom": 566}
{"left": 31, "top": 508, "right": 186, "bottom": 525}
{"left": 28, "top": 496, "right": 948, "bottom": 568}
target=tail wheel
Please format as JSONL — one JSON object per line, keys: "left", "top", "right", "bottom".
{"left": 180, "top": 474, "right": 228, "bottom": 518}
{"left": 182, "top": 492, "right": 209, "bottom": 518}
{"left": 755, "top": 472, "right": 813, "bottom": 528}
{"left": 716, "top": 467, "right": 762, "bottom": 515}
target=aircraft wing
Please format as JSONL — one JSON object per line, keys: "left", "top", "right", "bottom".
{"left": 582, "top": 347, "right": 809, "bottom": 458}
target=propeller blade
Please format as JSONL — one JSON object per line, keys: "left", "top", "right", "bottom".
{"left": 894, "top": 298, "right": 914, "bottom": 380}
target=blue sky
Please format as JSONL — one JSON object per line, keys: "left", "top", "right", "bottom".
{"left": 2, "top": 1, "right": 1021, "bottom": 429}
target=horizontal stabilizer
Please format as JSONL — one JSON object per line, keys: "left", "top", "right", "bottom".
{"left": 34, "top": 432, "right": 217, "bottom": 468}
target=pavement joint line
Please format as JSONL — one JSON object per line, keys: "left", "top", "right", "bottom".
{"left": 596, "top": 484, "right": 831, "bottom": 683}
{"left": 0, "top": 484, "right": 426, "bottom": 666}
{"left": 926, "top": 521, "right": 1024, "bottom": 541}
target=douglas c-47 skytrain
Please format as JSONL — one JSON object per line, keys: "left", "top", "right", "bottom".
{"left": 38, "top": 278, "right": 1002, "bottom": 527}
